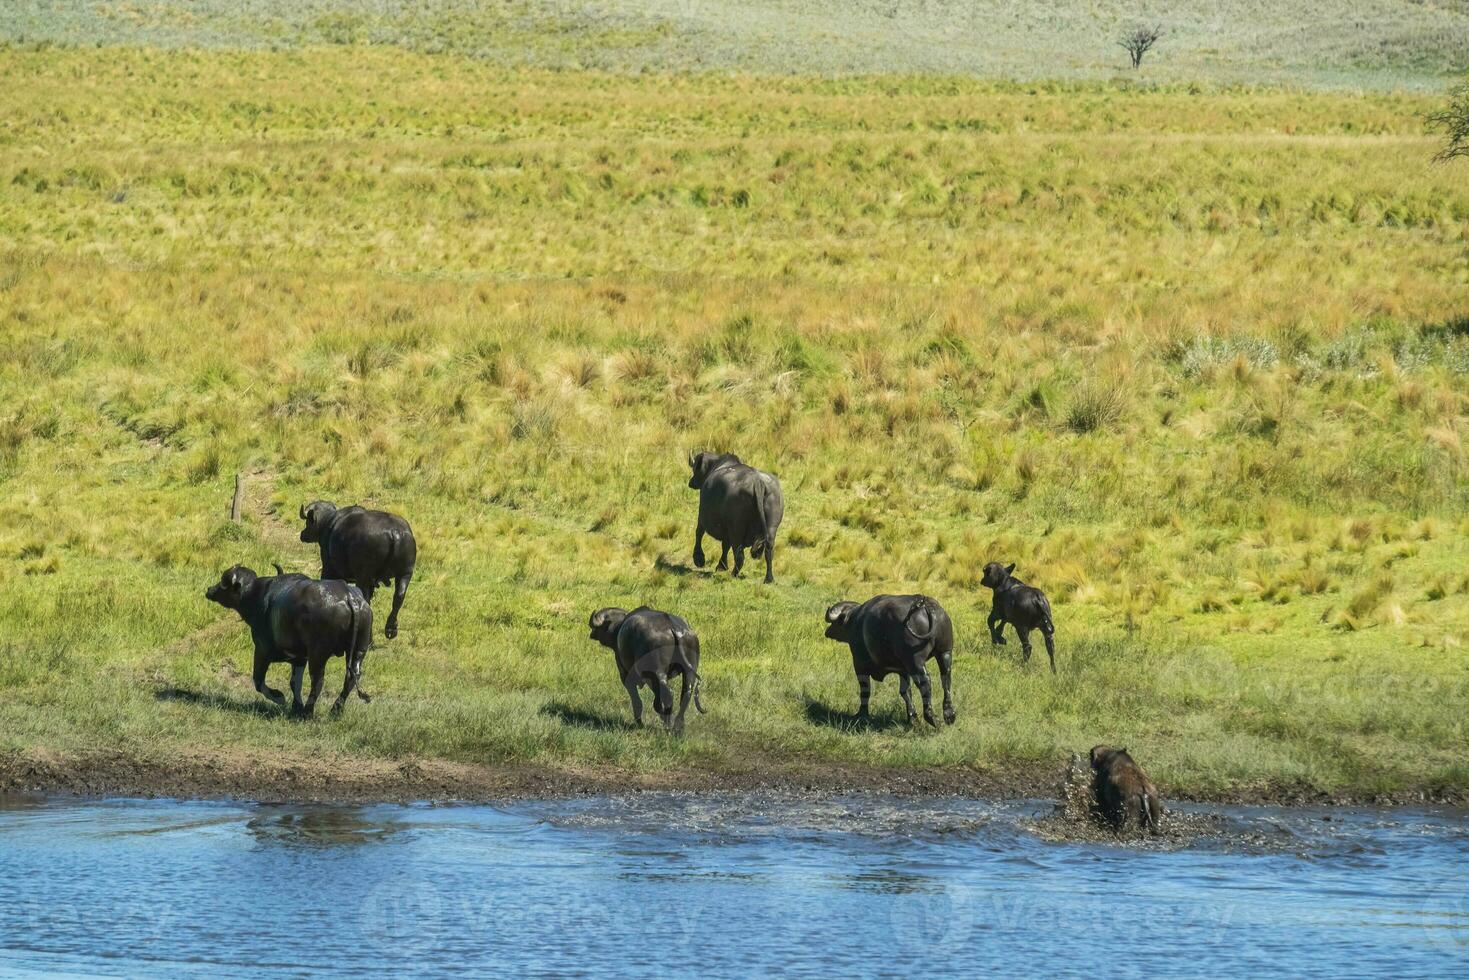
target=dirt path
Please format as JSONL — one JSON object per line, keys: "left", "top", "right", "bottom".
{"left": 1, "top": 747, "right": 1459, "bottom": 807}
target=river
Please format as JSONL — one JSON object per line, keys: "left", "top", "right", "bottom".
{"left": 0, "top": 794, "right": 1464, "bottom": 977}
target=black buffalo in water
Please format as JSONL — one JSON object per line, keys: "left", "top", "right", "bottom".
{"left": 300, "top": 501, "right": 416, "bottom": 640}
{"left": 823, "top": 594, "right": 955, "bottom": 727}
{"left": 687, "top": 452, "right": 784, "bottom": 583}
{"left": 204, "top": 564, "right": 372, "bottom": 716}
{"left": 587, "top": 606, "right": 705, "bottom": 732}
{"left": 1089, "top": 745, "right": 1162, "bottom": 835}
{"left": 981, "top": 561, "right": 1056, "bottom": 674}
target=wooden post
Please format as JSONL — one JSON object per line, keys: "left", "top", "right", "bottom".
{"left": 230, "top": 472, "right": 245, "bottom": 523}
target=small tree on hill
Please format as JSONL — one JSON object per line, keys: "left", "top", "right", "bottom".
{"left": 1119, "top": 24, "right": 1162, "bottom": 69}
{"left": 1429, "top": 81, "right": 1469, "bottom": 163}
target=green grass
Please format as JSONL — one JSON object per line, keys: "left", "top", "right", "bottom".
{"left": 4, "top": 0, "right": 1469, "bottom": 87}
{"left": 0, "top": 45, "right": 1466, "bottom": 800}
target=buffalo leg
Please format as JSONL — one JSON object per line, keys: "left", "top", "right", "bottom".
{"left": 333, "top": 650, "right": 361, "bottom": 714}
{"left": 1017, "top": 626, "right": 1033, "bottom": 665}
{"left": 692, "top": 523, "right": 707, "bottom": 569}
{"left": 302, "top": 658, "right": 326, "bottom": 717}
{"left": 856, "top": 674, "right": 872, "bottom": 723}
{"left": 937, "top": 651, "right": 955, "bottom": 725}
{"left": 1123, "top": 794, "right": 1144, "bottom": 836}
{"left": 762, "top": 540, "right": 774, "bottom": 584}
{"left": 1042, "top": 628, "right": 1057, "bottom": 675}
{"left": 897, "top": 674, "right": 918, "bottom": 726}
{"left": 913, "top": 668, "right": 937, "bottom": 728}
{"left": 359, "top": 582, "right": 376, "bottom": 604}
{"left": 716, "top": 543, "right": 729, "bottom": 571}
{"left": 654, "top": 673, "right": 675, "bottom": 730}
{"left": 673, "top": 671, "right": 693, "bottom": 733}
{"left": 988, "top": 610, "right": 1007, "bottom": 645}
{"left": 731, "top": 546, "right": 745, "bottom": 578}
{"left": 624, "top": 673, "right": 645, "bottom": 726}
{"left": 289, "top": 661, "right": 306, "bottom": 714}
{"left": 252, "top": 646, "right": 286, "bottom": 706}
{"left": 385, "top": 572, "right": 411, "bottom": 640}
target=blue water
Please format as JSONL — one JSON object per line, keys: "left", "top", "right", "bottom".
{"left": 0, "top": 793, "right": 1464, "bottom": 977}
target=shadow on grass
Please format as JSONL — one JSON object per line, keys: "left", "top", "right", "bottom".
{"left": 653, "top": 554, "right": 702, "bottom": 576}
{"left": 541, "top": 701, "right": 638, "bottom": 732}
{"left": 155, "top": 685, "right": 282, "bottom": 719}
{"left": 803, "top": 698, "right": 909, "bottom": 733}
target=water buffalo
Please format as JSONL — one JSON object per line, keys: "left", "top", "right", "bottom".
{"left": 299, "top": 501, "right": 416, "bottom": 640}
{"left": 687, "top": 452, "right": 783, "bottom": 584}
{"left": 204, "top": 564, "right": 372, "bottom": 716}
{"left": 823, "top": 594, "right": 955, "bottom": 727}
{"left": 981, "top": 561, "right": 1056, "bottom": 674}
{"left": 587, "top": 606, "right": 705, "bottom": 732}
{"left": 1089, "top": 745, "right": 1162, "bottom": 835}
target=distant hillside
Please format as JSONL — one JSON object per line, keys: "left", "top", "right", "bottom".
{"left": 4, "top": 0, "right": 1468, "bottom": 88}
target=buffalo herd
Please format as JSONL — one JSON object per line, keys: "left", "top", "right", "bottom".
{"left": 205, "top": 450, "right": 1161, "bottom": 833}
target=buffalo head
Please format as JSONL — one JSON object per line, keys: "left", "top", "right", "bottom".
{"left": 205, "top": 565, "right": 258, "bottom": 609}
{"left": 980, "top": 561, "right": 1016, "bottom": 589}
{"left": 1089, "top": 745, "right": 1126, "bottom": 771}
{"left": 588, "top": 607, "right": 630, "bottom": 649}
{"left": 299, "top": 500, "right": 338, "bottom": 543}
{"left": 823, "top": 600, "right": 859, "bottom": 642}
{"left": 687, "top": 451, "right": 740, "bottom": 490}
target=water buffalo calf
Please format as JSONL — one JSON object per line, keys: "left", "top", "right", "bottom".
{"left": 300, "top": 500, "right": 416, "bottom": 639}
{"left": 588, "top": 606, "right": 705, "bottom": 732}
{"left": 205, "top": 565, "right": 372, "bottom": 715}
{"left": 981, "top": 561, "right": 1056, "bottom": 674}
{"left": 823, "top": 594, "right": 955, "bottom": 727}
{"left": 687, "top": 452, "right": 784, "bottom": 583}
{"left": 1090, "top": 745, "right": 1162, "bottom": 835}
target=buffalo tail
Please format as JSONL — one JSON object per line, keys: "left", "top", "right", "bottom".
{"left": 667, "top": 615, "right": 705, "bottom": 713}
{"left": 902, "top": 596, "right": 937, "bottom": 643}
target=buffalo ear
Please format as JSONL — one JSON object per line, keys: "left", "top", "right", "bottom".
{"left": 1005, "top": 562, "right": 1016, "bottom": 574}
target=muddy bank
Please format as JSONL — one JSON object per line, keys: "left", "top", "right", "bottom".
{"left": 2, "top": 747, "right": 1462, "bottom": 808}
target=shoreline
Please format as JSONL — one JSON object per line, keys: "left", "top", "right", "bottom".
{"left": 3, "top": 749, "right": 1462, "bottom": 809}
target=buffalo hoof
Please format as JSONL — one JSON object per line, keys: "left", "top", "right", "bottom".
{"left": 943, "top": 707, "right": 956, "bottom": 725}
{"left": 992, "top": 635, "right": 1007, "bottom": 646}
{"left": 923, "top": 710, "right": 939, "bottom": 729}
{"left": 905, "top": 713, "right": 918, "bottom": 728}
{"left": 384, "top": 624, "right": 398, "bottom": 640}
{"left": 330, "top": 700, "right": 345, "bottom": 716}
{"left": 692, "top": 551, "right": 706, "bottom": 569}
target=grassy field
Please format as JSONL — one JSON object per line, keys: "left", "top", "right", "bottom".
{"left": 0, "top": 43, "right": 1467, "bottom": 801}
{"left": 4, "top": 0, "right": 1469, "bottom": 87}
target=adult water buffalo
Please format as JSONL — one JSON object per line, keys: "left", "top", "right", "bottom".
{"left": 823, "top": 594, "right": 955, "bottom": 728}
{"left": 981, "top": 561, "right": 1056, "bottom": 674}
{"left": 587, "top": 606, "right": 705, "bottom": 732}
{"left": 1089, "top": 745, "right": 1162, "bottom": 835}
{"left": 300, "top": 501, "right": 416, "bottom": 640}
{"left": 204, "top": 564, "right": 372, "bottom": 716}
{"left": 687, "top": 452, "right": 783, "bottom": 583}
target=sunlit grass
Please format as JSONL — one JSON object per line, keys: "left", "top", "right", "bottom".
{"left": 0, "top": 46, "right": 1466, "bottom": 798}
